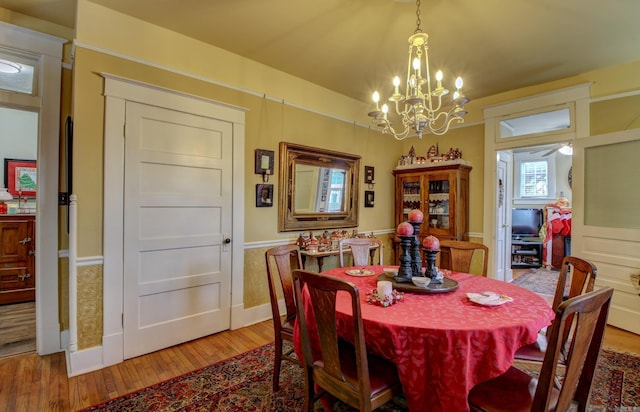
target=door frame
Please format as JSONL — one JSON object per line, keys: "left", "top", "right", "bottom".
{"left": 101, "top": 75, "right": 246, "bottom": 367}
{"left": 483, "top": 84, "right": 590, "bottom": 279}
{"left": 495, "top": 151, "right": 513, "bottom": 281}
{"left": 0, "top": 22, "right": 65, "bottom": 355}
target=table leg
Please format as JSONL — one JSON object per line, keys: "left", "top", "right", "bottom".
{"left": 301, "top": 255, "right": 307, "bottom": 269}
{"left": 317, "top": 256, "right": 324, "bottom": 272}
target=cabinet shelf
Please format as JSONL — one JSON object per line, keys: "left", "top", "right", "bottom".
{"left": 511, "top": 239, "right": 542, "bottom": 269}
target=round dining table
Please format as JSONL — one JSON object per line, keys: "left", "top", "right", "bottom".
{"left": 306, "top": 265, "right": 555, "bottom": 412}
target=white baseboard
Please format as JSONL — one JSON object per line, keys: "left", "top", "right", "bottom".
{"left": 66, "top": 302, "right": 277, "bottom": 377}
{"left": 66, "top": 345, "right": 105, "bottom": 377}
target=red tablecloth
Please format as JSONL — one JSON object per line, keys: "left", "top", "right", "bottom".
{"left": 294, "top": 266, "right": 555, "bottom": 412}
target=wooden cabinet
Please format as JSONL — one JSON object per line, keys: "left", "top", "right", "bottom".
{"left": 393, "top": 161, "right": 471, "bottom": 263}
{"left": 0, "top": 215, "right": 35, "bottom": 304}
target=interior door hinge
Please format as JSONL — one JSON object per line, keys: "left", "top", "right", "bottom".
{"left": 121, "top": 313, "right": 124, "bottom": 327}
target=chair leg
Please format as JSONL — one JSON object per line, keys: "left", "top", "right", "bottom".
{"left": 303, "top": 367, "right": 315, "bottom": 412}
{"left": 273, "top": 336, "right": 283, "bottom": 391}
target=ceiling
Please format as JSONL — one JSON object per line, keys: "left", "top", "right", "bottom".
{"left": 1, "top": 0, "right": 639, "bottom": 104}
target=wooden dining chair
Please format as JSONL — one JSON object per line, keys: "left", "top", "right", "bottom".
{"left": 339, "top": 238, "right": 383, "bottom": 267}
{"left": 293, "top": 269, "right": 402, "bottom": 412}
{"left": 467, "top": 286, "right": 613, "bottom": 412}
{"left": 438, "top": 240, "right": 488, "bottom": 277}
{"left": 265, "top": 244, "right": 303, "bottom": 391}
{"left": 514, "top": 256, "right": 598, "bottom": 364}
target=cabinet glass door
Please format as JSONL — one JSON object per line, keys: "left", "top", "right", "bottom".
{"left": 427, "top": 179, "right": 450, "bottom": 230}
{"left": 401, "top": 180, "right": 421, "bottom": 221}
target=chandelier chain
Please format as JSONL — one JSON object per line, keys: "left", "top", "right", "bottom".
{"left": 414, "top": 0, "right": 422, "bottom": 34}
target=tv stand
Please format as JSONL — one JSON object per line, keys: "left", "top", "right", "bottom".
{"left": 511, "top": 238, "right": 542, "bottom": 269}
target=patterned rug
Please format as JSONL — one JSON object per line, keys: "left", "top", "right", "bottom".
{"left": 80, "top": 342, "right": 639, "bottom": 411}
{"left": 512, "top": 267, "right": 563, "bottom": 296}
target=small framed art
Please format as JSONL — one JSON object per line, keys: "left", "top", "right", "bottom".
{"left": 4, "top": 158, "right": 37, "bottom": 197}
{"left": 364, "top": 190, "right": 375, "bottom": 207}
{"left": 256, "top": 183, "right": 274, "bottom": 207}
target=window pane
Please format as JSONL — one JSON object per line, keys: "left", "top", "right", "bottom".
{"left": 0, "top": 55, "right": 36, "bottom": 95}
{"left": 585, "top": 140, "right": 640, "bottom": 228}
{"left": 500, "top": 108, "right": 571, "bottom": 138}
{"left": 520, "top": 161, "right": 548, "bottom": 197}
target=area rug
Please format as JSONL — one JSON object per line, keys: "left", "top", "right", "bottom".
{"left": 80, "top": 342, "right": 639, "bottom": 411}
{"left": 512, "top": 267, "right": 564, "bottom": 296}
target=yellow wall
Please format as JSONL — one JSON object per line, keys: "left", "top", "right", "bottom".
{"left": 3, "top": 1, "right": 639, "bottom": 350}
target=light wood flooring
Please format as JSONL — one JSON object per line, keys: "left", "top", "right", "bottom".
{"left": 0, "top": 301, "right": 36, "bottom": 358}
{"left": 1, "top": 294, "right": 638, "bottom": 411}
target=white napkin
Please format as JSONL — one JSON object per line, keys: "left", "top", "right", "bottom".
{"left": 466, "top": 291, "right": 511, "bottom": 306}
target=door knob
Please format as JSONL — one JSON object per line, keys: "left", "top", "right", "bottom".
{"left": 224, "top": 238, "right": 231, "bottom": 244}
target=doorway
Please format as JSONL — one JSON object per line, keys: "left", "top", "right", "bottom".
{"left": 0, "top": 107, "right": 38, "bottom": 357}
{"left": 0, "top": 24, "right": 65, "bottom": 356}
{"left": 496, "top": 144, "right": 573, "bottom": 281}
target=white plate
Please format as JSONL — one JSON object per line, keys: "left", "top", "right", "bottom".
{"left": 466, "top": 292, "right": 513, "bottom": 306}
{"left": 345, "top": 268, "right": 376, "bottom": 277}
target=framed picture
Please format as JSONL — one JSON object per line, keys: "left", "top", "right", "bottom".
{"left": 364, "top": 166, "right": 375, "bottom": 184}
{"left": 364, "top": 190, "right": 375, "bottom": 207}
{"left": 254, "top": 149, "right": 274, "bottom": 175}
{"left": 256, "top": 183, "right": 274, "bottom": 207}
{"left": 4, "top": 158, "right": 37, "bottom": 197}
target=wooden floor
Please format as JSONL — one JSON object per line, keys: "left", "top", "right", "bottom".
{"left": 0, "top": 319, "right": 638, "bottom": 411}
{"left": 0, "top": 301, "right": 36, "bottom": 358}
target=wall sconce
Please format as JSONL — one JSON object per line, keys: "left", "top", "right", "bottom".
{"left": 364, "top": 165, "right": 375, "bottom": 189}
{"left": 255, "top": 149, "right": 274, "bottom": 182}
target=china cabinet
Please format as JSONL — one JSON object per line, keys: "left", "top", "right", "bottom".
{"left": 393, "top": 161, "right": 471, "bottom": 264}
{"left": 0, "top": 215, "right": 36, "bottom": 304}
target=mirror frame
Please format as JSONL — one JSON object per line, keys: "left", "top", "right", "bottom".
{"left": 278, "top": 142, "right": 360, "bottom": 232}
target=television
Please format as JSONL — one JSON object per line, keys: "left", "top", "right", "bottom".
{"left": 511, "top": 208, "right": 543, "bottom": 239}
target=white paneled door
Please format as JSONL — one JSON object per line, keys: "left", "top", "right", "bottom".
{"left": 572, "top": 129, "right": 640, "bottom": 335}
{"left": 123, "top": 101, "right": 232, "bottom": 359}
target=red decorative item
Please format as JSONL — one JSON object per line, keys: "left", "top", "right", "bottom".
{"left": 408, "top": 209, "right": 424, "bottom": 222}
{"left": 396, "top": 222, "right": 414, "bottom": 236}
{"left": 422, "top": 235, "right": 440, "bottom": 251}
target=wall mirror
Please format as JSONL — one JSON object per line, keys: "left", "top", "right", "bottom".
{"left": 278, "top": 142, "right": 360, "bottom": 231}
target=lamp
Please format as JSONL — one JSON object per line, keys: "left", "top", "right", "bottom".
{"left": 558, "top": 143, "right": 573, "bottom": 156}
{"left": 368, "top": 0, "right": 469, "bottom": 139}
{"left": 0, "top": 59, "right": 22, "bottom": 74}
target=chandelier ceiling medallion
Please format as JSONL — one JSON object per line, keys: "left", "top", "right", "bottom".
{"left": 368, "top": 0, "right": 469, "bottom": 139}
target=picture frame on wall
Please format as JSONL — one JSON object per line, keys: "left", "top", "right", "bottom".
{"left": 256, "top": 183, "right": 274, "bottom": 207}
{"left": 4, "top": 158, "right": 37, "bottom": 197}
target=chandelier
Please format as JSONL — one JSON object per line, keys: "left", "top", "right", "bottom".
{"left": 367, "top": 0, "right": 469, "bottom": 139}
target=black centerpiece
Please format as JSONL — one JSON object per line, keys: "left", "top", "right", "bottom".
{"left": 395, "top": 235, "right": 414, "bottom": 283}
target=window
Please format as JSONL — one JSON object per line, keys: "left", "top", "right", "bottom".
{"left": 499, "top": 108, "right": 571, "bottom": 139}
{"left": 0, "top": 50, "right": 38, "bottom": 95}
{"left": 513, "top": 152, "right": 557, "bottom": 203}
{"left": 520, "top": 160, "right": 548, "bottom": 197}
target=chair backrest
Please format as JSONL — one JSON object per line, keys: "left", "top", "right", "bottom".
{"left": 532, "top": 286, "right": 613, "bottom": 411}
{"left": 551, "top": 256, "right": 598, "bottom": 357}
{"left": 265, "top": 245, "right": 303, "bottom": 330}
{"left": 438, "top": 240, "right": 488, "bottom": 277}
{"left": 551, "top": 255, "right": 597, "bottom": 311}
{"left": 293, "top": 269, "right": 375, "bottom": 411}
{"left": 339, "top": 238, "right": 382, "bottom": 267}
